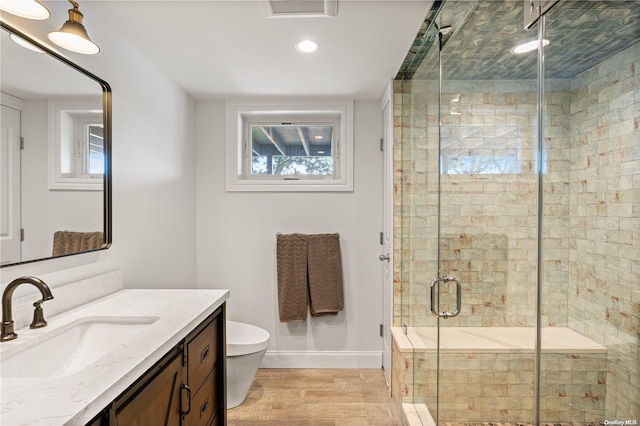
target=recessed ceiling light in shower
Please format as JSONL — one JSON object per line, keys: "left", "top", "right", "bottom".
{"left": 511, "top": 39, "right": 550, "bottom": 54}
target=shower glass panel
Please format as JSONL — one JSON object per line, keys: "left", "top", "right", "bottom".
{"left": 540, "top": 1, "right": 640, "bottom": 423}
{"left": 399, "top": 0, "right": 541, "bottom": 422}
{"left": 436, "top": 1, "right": 538, "bottom": 423}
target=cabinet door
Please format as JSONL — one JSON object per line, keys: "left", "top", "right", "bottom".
{"left": 111, "top": 350, "right": 183, "bottom": 426}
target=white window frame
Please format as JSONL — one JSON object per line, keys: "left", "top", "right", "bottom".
{"left": 48, "top": 100, "right": 103, "bottom": 191}
{"left": 226, "top": 99, "right": 354, "bottom": 192}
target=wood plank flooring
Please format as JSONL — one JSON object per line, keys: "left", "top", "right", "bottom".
{"left": 227, "top": 368, "right": 401, "bottom": 425}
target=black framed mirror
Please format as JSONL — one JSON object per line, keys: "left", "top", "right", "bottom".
{"left": 0, "top": 21, "right": 111, "bottom": 267}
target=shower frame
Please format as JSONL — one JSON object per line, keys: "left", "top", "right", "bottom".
{"left": 394, "top": 0, "right": 639, "bottom": 424}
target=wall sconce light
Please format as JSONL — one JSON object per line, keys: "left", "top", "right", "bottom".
{"left": 48, "top": 0, "right": 99, "bottom": 55}
{"left": 0, "top": 0, "right": 50, "bottom": 20}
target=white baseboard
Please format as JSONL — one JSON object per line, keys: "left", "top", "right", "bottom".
{"left": 261, "top": 350, "right": 382, "bottom": 369}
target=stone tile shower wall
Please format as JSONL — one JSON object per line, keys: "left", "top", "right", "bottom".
{"left": 393, "top": 346, "right": 607, "bottom": 423}
{"left": 392, "top": 43, "right": 639, "bottom": 422}
{"left": 566, "top": 43, "right": 640, "bottom": 420}
{"left": 394, "top": 78, "right": 571, "bottom": 328}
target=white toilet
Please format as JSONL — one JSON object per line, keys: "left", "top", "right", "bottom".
{"left": 226, "top": 320, "right": 270, "bottom": 409}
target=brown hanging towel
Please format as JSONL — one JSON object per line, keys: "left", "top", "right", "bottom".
{"left": 276, "top": 233, "right": 309, "bottom": 322}
{"left": 307, "top": 233, "right": 344, "bottom": 316}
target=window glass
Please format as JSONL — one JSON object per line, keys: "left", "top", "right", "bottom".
{"left": 250, "top": 124, "right": 334, "bottom": 176}
{"left": 86, "top": 123, "right": 104, "bottom": 175}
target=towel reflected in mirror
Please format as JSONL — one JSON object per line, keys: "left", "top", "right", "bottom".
{"left": 52, "top": 230, "right": 104, "bottom": 256}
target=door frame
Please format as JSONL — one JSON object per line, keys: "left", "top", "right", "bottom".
{"left": 380, "top": 81, "right": 394, "bottom": 387}
{"left": 1, "top": 93, "right": 23, "bottom": 266}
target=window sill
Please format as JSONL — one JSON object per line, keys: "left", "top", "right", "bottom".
{"left": 226, "top": 178, "right": 352, "bottom": 192}
{"left": 49, "top": 178, "right": 103, "bottom": 191}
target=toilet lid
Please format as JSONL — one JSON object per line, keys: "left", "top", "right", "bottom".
{"left": 226, "top": 321, "right": 270, "bottom": 356}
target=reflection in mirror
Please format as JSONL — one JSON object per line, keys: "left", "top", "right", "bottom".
{"left": 0, "top": 23, "right": 111, "bottom": 267}
{"left": 50, "top": 100, "right": 104, "bottom": 189}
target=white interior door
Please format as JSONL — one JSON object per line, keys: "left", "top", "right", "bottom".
{"left": 380, "top": 83, "right": 394, "bottom": 385}
{"left": 1, "top": 103, "right": 22, "bottom": 265}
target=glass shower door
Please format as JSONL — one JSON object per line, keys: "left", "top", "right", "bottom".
{"left": 433, "top": 0, "right": 540, "bottom": 423}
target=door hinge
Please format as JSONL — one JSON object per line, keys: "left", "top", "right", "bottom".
{"left": 379, "top": 324, "right": 384, "bottom": 337}
{"left": 20, "top": 229, "right": 24, "bottom": 242}
{"left": 379, "top": 232, "right": 384, "bottom": 245}
{"left": 380, "top": 138, "right": 384, "bottom": 152}
{"left": 20, "top": 137, "right": 24, "bottom": 150}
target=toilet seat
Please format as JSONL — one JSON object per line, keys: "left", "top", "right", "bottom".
{"left": 226, "top": 320, "right": 270, "bottom": 356}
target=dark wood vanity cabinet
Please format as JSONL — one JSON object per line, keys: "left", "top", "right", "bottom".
{"left": 88, "top": 305, "right": 226, "bottom": 426}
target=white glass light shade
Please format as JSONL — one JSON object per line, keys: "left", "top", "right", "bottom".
{"left": 48, "top": 21, "right": 99, "bottom": 54}
{"left": 0, "top": 0, "right": 50, "bottom": 20}
{"left": 47, "top": 2, "right": 99, "bottom": 55}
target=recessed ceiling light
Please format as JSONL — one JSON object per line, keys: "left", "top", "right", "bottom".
{"left": 510, "top": 39, "right": 550, "bottom": 54}
{"left": 295, "top": 39, "right": 319, "bottom": 53}
{"left": 314, "top": 135, "right": 323, "bottom": 140}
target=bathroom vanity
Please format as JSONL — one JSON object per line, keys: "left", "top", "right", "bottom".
{"left": 0, "top": 289, "right": 229, "bottom": 425}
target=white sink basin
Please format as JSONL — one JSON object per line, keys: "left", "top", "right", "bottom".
{"left": 1, "top": 316, "right": 158, "bottom": 379}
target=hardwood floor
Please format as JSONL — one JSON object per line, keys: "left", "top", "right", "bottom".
{"left": 227, "top": 368, "right": 401, "bottom": 425}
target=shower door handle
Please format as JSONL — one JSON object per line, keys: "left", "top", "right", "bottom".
{"left": 430, "top": 276, "right": 462, "bottom": 319}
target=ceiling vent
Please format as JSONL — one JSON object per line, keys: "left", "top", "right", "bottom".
{"left": 265, "top": 0, "right": 337, "bottom": 17}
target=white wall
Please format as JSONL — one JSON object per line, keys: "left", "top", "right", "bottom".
{"left": 1, "top": 4, "right": 197, "bottom": 294}
{"left": 195, "top": 99, "right": 384, "bottom": 367}
{"left": 2, "top": 7, "right": 386, "bottom": 368}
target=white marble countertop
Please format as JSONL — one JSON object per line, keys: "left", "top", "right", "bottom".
{"left": 0, "top": 289, "right": 229, "bottom": 426}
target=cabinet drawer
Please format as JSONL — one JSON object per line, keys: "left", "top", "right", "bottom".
{"left": 187, "top": 315, "right": 219, "bottom": 393}
{"left": 184, "top": 367, "right": 218, "bottom": 426}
